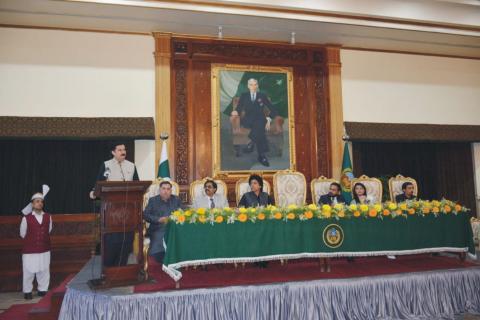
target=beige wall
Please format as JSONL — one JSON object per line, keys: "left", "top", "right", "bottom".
{"left": 0, "top": 27, "right": 156, "bottom": 180}
{"left": 341, "top": 50, "right": 480, "bottom": 125}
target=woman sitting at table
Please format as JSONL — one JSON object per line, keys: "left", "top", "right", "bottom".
{"left": 350, "top": 182, "right": 376, "bottom": 205}
{"left": 238, "top": 174, "right": 274, "bottom": 207}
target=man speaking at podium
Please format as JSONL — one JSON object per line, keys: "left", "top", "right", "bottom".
{"left": 90, "top": 142, "right": 139, "bottom": 267}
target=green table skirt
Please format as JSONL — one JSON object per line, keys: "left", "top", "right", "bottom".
{"left": 163, "top": 213, "right": 476, "bottom": 281}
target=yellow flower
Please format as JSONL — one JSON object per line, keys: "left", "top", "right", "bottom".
{"left": 413, "top": 201, "right": 420, "bottom": 208}
{"left": 422, "top": 207, "right": 430, "bottom": 214}
{"left": 322, "top": 204, "right": 332, "bottom": 212}
{"left": 334, "top": 203, "right": 344, "bottom": 211}
{"left": 238, "top": 213, "right": 248, "bottom": 222}
{"left": 349, "top": 204, "right": 358, "bottom": 211}
{"left": 353, "top": 211, "right": 361, "bottom": 217}
{"left": 382, "top": 209, "right": 390, "bottom": 216}
{"left": 337, "top": 211, "right": 345, "bottom": 218}
{"left": 395, "top": 209, "right": 403, "bottom": 215}
{"left": 184, "top": 210, "right": 192, "bottom": 217}
{"left": 408, "top": 208, "right": 415, "bottom": 215}
{"left": 239, "top": 207, "right": 247, "bottom": 214}
{"left": 249, "top": 208, "right": 257, "bottom": 214}
{"left": 304, "top": 211, "right": 314, "bottom": 219}
{"left": 178, "top": 215, "right": 186, "bottom": 223}
{"left": 224, "top": 207, "right": 233, "bottom": 213}
{"left": 374, "top": 204, "right": 382, "bottom": 212}
{"left": 444, "top": 205, "right": 452, "bottom": 213}
{"left": 369, "top": 208, "right": 378, "bottom": 218}
{"left": 198, "top": 216, "right": 207, "bottom": 223}
{"left": 274, "top": 212, "right": 282, "bottom": 220}
{"left": 173, "top": 210, "right": 181, "bottom": 217}
{"left": 215, "top": 216, "right": 224, "bottom": 223}
{"left": 454, "top": 204, "right": 462, "bottom": 212}
{"left": 267, "top": 205, "right": 277, "bottom": 211}
{"left": 399, "top": 203, "right": 407, "bottom": 211}
{"left": 307, "top": 204, "right": 318, "bottom": 210}
{"left": 287, "top": 213, "right": 295, "bottom": 220}
{"left": 197, "top": 208, "right": 206, "bottom": 215}
{"left": 287, "top": 204, "right": 297, "bottom": 210}
{"left": 360, "top": 204, "right": 369, "bottom": 212}
{"left": 432, "top": 200, "right": 441, "bottom": 207}
{"left": 432, "top": 207, "right": 440, "bottom": 213}
{"left": 323, "top": 210, "right": 332, "bottom": 218}
{"left": 388, "top": 202, "right": 397, "bottom": 210}
{"left": 257, "top": 213, "right": 266, "bottom": 220}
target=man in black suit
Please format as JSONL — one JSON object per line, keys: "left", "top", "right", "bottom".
{"left": 231, "top": 78, "right": 278, "bottom": 167}
{"left": 318, "top": 182, "right": 346, "bottom": 205}
{"left": 395, "top": 182, "right": 417, "bottom": 202}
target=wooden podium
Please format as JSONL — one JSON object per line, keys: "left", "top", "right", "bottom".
{"left": 89, "top": 180, "right": 151, "bottom": 288}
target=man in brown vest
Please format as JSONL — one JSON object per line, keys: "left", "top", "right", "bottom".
{"left": 20, "top": 191, "right": 52, "bottom": 300}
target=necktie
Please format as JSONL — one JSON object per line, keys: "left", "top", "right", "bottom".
{"left": 251, "top": 93, "right": 255, "bottom": 102}
{"left": 119, "top": 161, "right": 126, "bottom": 181}
{"left": 210, "top": 198, "right": 215, "bottom": 209}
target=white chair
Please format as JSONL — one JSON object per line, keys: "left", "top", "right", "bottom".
{"left": 471, "top": 217, "right": 480, "bottom": 250}
{"left": 388, "top": 174, "right": 418, "bottom": 202}
{"left": 273, "top": 170, "right": 307, "bottom": 207}
{"left": 311, "top": 176, "right": 340, "bottom": 205}
{"left": 235, "top": 177, "right": 271, "bottom": 205}
{"left": 350, "top": 175, "right": 382, "bottom": 204}
{"left": 142, "top": 178, "right": 180, "bottom": 278}
{"left": 189, "top": 177, "right": 228, "bottom": 203}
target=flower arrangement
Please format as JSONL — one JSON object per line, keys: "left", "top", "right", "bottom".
{"left": 168, "top": 199, "right": 468, "bottom": 225}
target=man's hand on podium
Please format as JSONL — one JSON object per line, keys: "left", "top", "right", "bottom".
{"left": 158, "top": 217, "right": 168, "bottom": 224}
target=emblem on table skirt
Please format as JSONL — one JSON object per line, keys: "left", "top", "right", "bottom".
{"left": 322, "top": 224, "right": 344, "bottom": 248}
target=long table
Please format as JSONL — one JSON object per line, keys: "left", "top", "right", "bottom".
{"left": 162, "top": 213, "right": 476, "bottom": 281}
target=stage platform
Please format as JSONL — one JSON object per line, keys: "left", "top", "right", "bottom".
{"left": 58, "top": 255, "right": 480, "bottom": 320}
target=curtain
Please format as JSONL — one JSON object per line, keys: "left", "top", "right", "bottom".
{"left": 352, "top": 142, "right": 476, "bottom": 216}
{"left": 0, "top": 140, "right": 134, "bottom": 215}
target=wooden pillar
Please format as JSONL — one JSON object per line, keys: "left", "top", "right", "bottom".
{"left": 153, "top": 33, "right": 172, "bottom": 177}
{"left": 325, "top": 46, "right": 344, "bottom": 180}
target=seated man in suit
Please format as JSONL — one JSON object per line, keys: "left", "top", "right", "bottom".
{"left": 143, "top": 181, "right": 182, "bottom": 264}
{"left": 395, "top": 182, "right": 417, "bottom": 203}
{"left": 238, "top": 174, "right": 274, "bottom": 207}
{"left": 192, "top": 179, "right": 229, "bottom": 209}
{"left": 318, "top": 182, "right": 345, "bottom": 206}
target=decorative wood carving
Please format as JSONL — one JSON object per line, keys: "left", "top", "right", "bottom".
{"left": 173, "top": 60, "right": 189, "bottom": 185}
{"left": 314, "top": 67, "right": 331, "bottom": 177}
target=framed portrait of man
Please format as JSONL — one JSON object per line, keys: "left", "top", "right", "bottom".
{"left": 211, "top": 64, "right": 296, "bottom": 176}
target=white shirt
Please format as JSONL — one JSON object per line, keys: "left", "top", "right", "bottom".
{"left": 192, "top": 193, "right": 229, "bottom": 209}
{"left": 20, "top": 211, "right": 52, "bottom": 273}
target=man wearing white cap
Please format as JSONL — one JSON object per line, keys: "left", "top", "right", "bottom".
{"left": 20, "top": 186, "right": 52, "bottom": 300}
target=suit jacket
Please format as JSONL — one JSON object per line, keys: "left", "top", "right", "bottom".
{"left": 238, "top": 191, "right": 274, "bottom": 207}
{"left": 236, "top": 91, "right": 277, "bottom": 128}
{"left": 143, "top": 195, "right": 182, "bottom": 254}
{"left": 192, "top": 193, "right": 229, "bottom": 209}
{"left": 395, "top": 193, "right": 417, "bottom": 203}
{"left": 318, "top": 194, "right": 346, "bottom": 206}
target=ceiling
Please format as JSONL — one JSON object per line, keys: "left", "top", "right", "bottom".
{"left": 0, "top": 0, "right": 479, "bottom": 58}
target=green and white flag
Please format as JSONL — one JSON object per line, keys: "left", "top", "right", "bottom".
{"left": 340, "top": 142, "right": 354, "bottom": 203}
{"left": 157, "top": 140, "right": 170, "bottom": 179}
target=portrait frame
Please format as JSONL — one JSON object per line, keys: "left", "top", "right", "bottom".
{"left": 211, "top": 63, "right": 296, "bottom": 178}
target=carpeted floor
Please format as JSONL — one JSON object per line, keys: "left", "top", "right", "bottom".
{"left": 134, "top": 254, "right": 479, "bottom": 293}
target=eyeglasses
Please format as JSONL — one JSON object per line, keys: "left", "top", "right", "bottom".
{"left": 204, "top": 186, "right": 214, "bottom": 190}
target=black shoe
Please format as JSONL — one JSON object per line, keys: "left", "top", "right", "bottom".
{"left": 24, "top": 292, "right": 32, "bottom": 300}
{"left": 244, "top": 142, "right": 255, "bottom": 153}
{"left": 38, "top": 291, "right": 47, "bottom": 297}
{"left": 258, "top": 155, "right": 270, "bottom": 167}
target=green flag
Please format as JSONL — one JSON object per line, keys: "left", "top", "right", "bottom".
{"left": 222, "top": 72, "right": 288, "bottom": 118}
{"left": 340, "top": 142, "right": 354, "bottom": 203}
{"left": 157, "top": 140, "right": 170, "bottom": 178}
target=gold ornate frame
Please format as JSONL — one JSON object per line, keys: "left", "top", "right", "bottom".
{"left": 211, "top": 63, "right": 296, "bottom": 178}
{"left": 310, "top": 176, "right": 340, "bottom": 205}
{"left": 388, "top": 174, "right": 418, "bottom": 202}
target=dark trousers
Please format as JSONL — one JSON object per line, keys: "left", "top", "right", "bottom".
{"left": 246, "top": 121, "right": 269, "bottom": 155}
{"left": 103, "top": 232, "right": 133, "bottom": 267}
{"left": 150, "top": 252, "right": 165, "bottom": 264}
